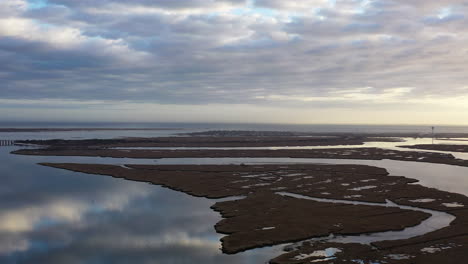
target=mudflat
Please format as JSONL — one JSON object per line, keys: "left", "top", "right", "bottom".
{"left": 13, "top": 146, "right": 468, "bottom": 168}
{"left": 400, "top": 144, "right": 468, "bottom": 153}
{"left": 39, "top": 162, "right": 468, "bottom": 264}
{"left": 16, "top": 136, "right": 372, "bottom": 147}
{"left": 11, "top": 135, "right": 468, "bottom": 263}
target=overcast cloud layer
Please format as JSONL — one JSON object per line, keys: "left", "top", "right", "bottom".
{"left": 1, "top": 0, "right": 468, "bottom": 124}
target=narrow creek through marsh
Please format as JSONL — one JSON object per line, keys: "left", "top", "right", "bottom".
{"left": 4, "top": 136, "right": 468, "bottom": 263}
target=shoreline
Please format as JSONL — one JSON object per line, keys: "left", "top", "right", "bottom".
{"left": 14, "top": 146, "right": 468, "bottom": 168}
{"left": 40, "top": 162, "right": 468, "bottom": 263}
{"left": 400, "top": 144, "right": 468, "bottom": 153}
{"left": 0, "top": 128, "right": 185, "bottom": 132}
{"left": 9, "top": 133, "right": 468, "bottom": 263}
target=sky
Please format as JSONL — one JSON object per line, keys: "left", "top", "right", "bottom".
{"left": 1, "top": 0, "right": 468, "bottom": 125}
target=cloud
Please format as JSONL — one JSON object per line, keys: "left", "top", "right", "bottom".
{"left": 1, "top": 0, "right": 468, "bottom": 123}
{"left": 256, "top": 86, "right": 415, "bottom": 103}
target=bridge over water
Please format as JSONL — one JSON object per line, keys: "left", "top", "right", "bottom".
{"left": 0, "top": 140, "right": 16, "bottom": 146}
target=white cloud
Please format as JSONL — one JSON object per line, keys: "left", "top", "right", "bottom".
{"left": 255, "top": 87, "right": 414, "bottom": 103}
{"left": 1, "top": 0, "right": 468, "bottom": 123}
{"left": 255, "top": 0, "right": 332, "bottom": 10}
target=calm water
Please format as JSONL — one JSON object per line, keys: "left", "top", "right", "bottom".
{"left": 4, "top": 149, "right": 468, "bottom": 264}
{"left": 2, "top": 122, "right": 468, "bottom": 134}
{"left": 111, "top": 137, "right": 468, "bottom": 159}
{"left": 0, "top": 146, "right": 281, "bottom": 264}
{"left": 0, "top": 129, "right": 195, "bottom": 141}
{"left": 3, "top": 127, "right": 468, "bottom": 263}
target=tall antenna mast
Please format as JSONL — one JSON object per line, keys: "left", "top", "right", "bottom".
{"left": 432, "top": 126, "right": 435, "bottom": 144}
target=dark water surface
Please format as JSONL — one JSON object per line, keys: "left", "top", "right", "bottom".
{"left": 0, "top": 147, "right": 280, "bottom": 264}
{"left": 3, "top": 121, "right": 468, "bottom": 134}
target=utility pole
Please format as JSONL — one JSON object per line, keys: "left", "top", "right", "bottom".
{"left": 432, "top": 126, "right": 435, "bottom": 145}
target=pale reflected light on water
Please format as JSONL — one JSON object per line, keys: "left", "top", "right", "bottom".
{"left": 111, "top": 137, "right": 468, "bottom": 160}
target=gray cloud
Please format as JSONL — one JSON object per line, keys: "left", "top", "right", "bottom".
{"left": 1, "top": 0, "right": 468, "bottom": 113}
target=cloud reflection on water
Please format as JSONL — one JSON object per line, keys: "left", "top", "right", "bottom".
{"left": 0, "top": 147, "right": 277, "bottom": 263}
